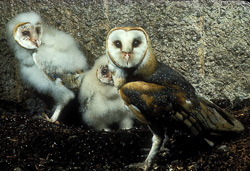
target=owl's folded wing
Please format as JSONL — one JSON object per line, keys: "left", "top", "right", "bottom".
{"left": 120, "top": 81, "right": 244, "bottom": 136}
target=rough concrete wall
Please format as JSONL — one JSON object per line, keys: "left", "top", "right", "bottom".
{"left": 0, "top": 0, "right": 249, "bottom": 103}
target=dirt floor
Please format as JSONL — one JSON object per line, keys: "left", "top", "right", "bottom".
{"left": 0, "top": 98, "right": 249, "bottom": 170}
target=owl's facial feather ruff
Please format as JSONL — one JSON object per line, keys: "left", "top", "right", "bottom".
{"left": 106, "top": 27, "right": 149, "bottom": 69}
{"left": 13, "top": 22, "right": 30, "bottom": 38}
{"left": 96, "top": 65, "right": 113, "bottom": 86}
{"left": 7, "top": 11, "right": 43, "bottom": 52}
{"left": 80, "top": 56, "right": 117, "bottom": 99}
{"left": 106, "top": 26, "right": 158, "bottom": 88}
{"left": 13, "top": 22, "right": 43, "bottom": 49}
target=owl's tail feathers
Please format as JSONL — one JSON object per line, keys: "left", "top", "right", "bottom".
{"left": 198, "top": 97, "right": 244, "bottom": 133}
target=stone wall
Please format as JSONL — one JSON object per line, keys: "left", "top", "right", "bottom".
{"left": 0, "top": 0, "right": 249, "bottom": 103}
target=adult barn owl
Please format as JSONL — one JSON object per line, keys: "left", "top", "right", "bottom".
{"left": 6, "top": 11, "right": 88, "bottom": 122}
{"left": 106, "top": 26, "right": 244, "bottom": 170}
{"left": 78, "top": 55, "right": 133, "bottom": 131}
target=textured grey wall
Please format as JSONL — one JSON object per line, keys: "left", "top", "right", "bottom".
{"left": 0, "top": 0, "right": 249, "bottom": 103}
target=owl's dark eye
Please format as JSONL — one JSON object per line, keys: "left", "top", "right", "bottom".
{"left": 36, "top": 27, "right": 41, "bottom": 34}
{"left": 101, "top": 67, "right": 108, "bottom": 76}
{"left": 114, "top": 40, "right": 122, "bottom": 48}
{"left": 132, "top": 39, "right": 141, "bottom": 48}
{"left": 22, "top": 31, "right": 30, "bottom": 36}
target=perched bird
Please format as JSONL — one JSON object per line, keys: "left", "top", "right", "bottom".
{"left": 6, "top": 11, "right": 88, "bottom": 122}
{"left": 106, "top": 26, "right": 244, "bottom": 170}
{"left": 78, "top": 55, "right": 134, "bottom": 131}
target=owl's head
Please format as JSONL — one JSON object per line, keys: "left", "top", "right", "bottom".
{"left": 97, "top": 64, "right": 114, "bottom": 86}
{"left": 106, "top": 26, "right": 151, "bottom": 69}
{"left": 93, "top": 55, "right": 114, "bottom": 86}
{"left": 7, "top": 11, "right": 43, "bottom": 50}
{"left": 106, "top": 26, "right": 157, "bottom": 81}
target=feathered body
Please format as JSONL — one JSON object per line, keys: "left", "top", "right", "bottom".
{"left": 33, "top": 24, "right": 87, "bottom": 90}
{"left": 6, "top": 11, "right": 88, "bottom": 122}
{"left": 106, "top": 26, "right": 244, "bottom": 170}
{"left": 79, "top": 55, "right": 133, "bottom": 131}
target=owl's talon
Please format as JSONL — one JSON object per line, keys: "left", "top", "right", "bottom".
{"left": 42, "top": 113, "right": 50, "bottom": 121}
{"left": 129, "top": 162, "right": 149, "bottom": 171}
{"left": 54, "top": 120, "right": 60, "bottom": 124}
{"left": 41, "top": 113, "right": 59, "bottom": 124}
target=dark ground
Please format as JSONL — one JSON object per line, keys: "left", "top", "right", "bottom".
{"left": 0, "top": 98, "right": 249, "bottom": 171}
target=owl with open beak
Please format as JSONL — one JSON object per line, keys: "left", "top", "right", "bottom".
{"left": 106, "top": 26, "right": 244, "bottom": 170}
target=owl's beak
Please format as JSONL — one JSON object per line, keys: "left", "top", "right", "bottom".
{"left": 33, "top": 40, "right": 39, "bottom": 48}
{"left": 123, "top": 52, "right": 131, "bottom": 65}
{"left": 31, "top": 38, "right": 40, "bottom": 48}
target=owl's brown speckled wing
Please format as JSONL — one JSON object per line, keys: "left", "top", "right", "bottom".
{"left": 120, "top": 81, "right": 244, "bottom": 136}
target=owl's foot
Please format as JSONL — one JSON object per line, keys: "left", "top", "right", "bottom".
{"left": 129, "top": 161, "right": 153, "bottom": 171}
{"left": 42, "top": 113, "right": 59, "bottom": 124}
{"left": 130, "top": 161, "right": 160, "bottom": 171}
{"left": 129, "top": 162, "right": 146, "bottom": 170}
{"left": 49, "top": 105, "right": 63, "bottom": 123}
{"left": 42, "top": 113, "right": 50, "bottom": 120}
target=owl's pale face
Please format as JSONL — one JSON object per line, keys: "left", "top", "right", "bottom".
{"left": 106, "top": 28, "right": 148, "bottom": 69}
{"left": 13, "top": 22, "right": 43, "bottom": 49}
{"left": 96, "top": 65, "right": 114, "bottom": 85}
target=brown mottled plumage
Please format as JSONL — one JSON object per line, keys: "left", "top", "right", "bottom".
{"left": 106, "top": 26, "right": 244, "bottom": 170}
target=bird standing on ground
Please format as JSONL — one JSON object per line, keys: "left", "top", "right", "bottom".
{"left": 105, "top": 26, "right": 244, "bottom": 170}
{"left": 78, "top": 55, "right": 134, "bottom": 131}
{"left": 6, "top": 11, "right": 88, "bottom": 122}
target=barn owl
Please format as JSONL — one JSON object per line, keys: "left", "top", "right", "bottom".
{"left": 78, "top": 55, "right": 134, "bottom": 131}
{"left": 6, "top": 11, "right": 88, "bottom": 122}
{"left": 106, "top": 26, "right": 244, "bottom": 170}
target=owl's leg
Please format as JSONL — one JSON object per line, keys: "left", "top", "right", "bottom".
{"left": 50, "top": 104, "right": 64, "bottom": 122}
{"left": 143, "top": 134, "right": 163, "bottom": 170}
{"left": 129, "top": 125, "right": 164, "bottom": 171}
{"left": 48, "top": 86, "right": 75, "bottom": 123}
{"left": 141, "top": 133, "right": 169, "bottom": 153}
{"left": 129, "top": 134, "right": 163, "bottom": 171}
{"left": 41, "top": 105, "right": 63, "bottom": 123}
{"left": 160, "top": 128, "right": 169, "bottom": 151}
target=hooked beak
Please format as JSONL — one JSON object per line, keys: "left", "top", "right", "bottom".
{"left": 34, "top": 40, "right": 39, "bottom": 48}
{"left": 31, "top": 39, "right": 40, "bottom": 48}
{"left": 123, "top": 52, "right": 131, "bottom": 65}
